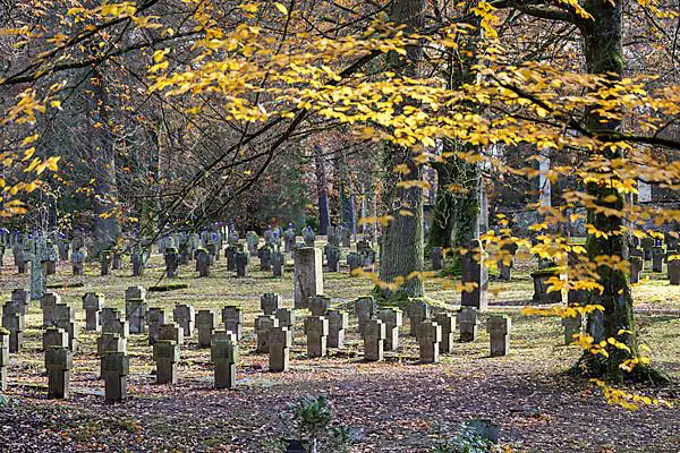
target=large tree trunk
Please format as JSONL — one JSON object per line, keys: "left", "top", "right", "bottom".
{"left": 377, "top": 0, "right": 426, "bottom": 300}
{"left": 578, "top": 1, "right": 659, "bottom": 383}
{"left": 89, "top": 69, "right": 121, "bottom": 256}
{"left": 428, "top": 149, "right": 481, "bottom": 272}
{"left": 428, "top": 161, "right": 455, "bottom": 251}
{"left": 428, "top": 11, "right": 483, "bottom": 272}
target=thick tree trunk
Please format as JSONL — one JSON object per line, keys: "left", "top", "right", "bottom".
{"left": 428, "top": 12, "right": 483, "bottom": 269}
{"left": 578, "top": 1, "right": 658, "bottom": 382}
{"left": 380, "top": 145, "right": 425, "bottom": 298}
{"left": 428, "top": 150, "right": 480, "bottom": 272}
{"left": 377, "top": 0, "right": 427, "bottom": 300}
{"left": 428, "top": 161, "right": 455, "bottom": 251}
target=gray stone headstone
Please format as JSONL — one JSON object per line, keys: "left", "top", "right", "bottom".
{"left": 100, "top": 250, "right": 112, "bottom": 276}
{"left": 347, "top": 252, "right": 362, "bottom": 276}
{"left": 377, "top": 307, "right": 402, "bottom": 351}
{"left": 0, "top": 331, "right": 9, "bottom": 391}
{"left": 430, "top": 247, "right": 443, "bottom": 270}
{"left": 326, "top": 309, "right": 348, "bottom": 348}
{"left": 125, "top": 298, "right": 147, "bottom": 335}
{"left": 669, "top": 257, "right": 680, "bottom": 285}
{"left": 235, "top": 250, "right": 249, "bottom": 277}
{"left": 487, "top": 315, "right": 511, "bottom": 357}
{"left": 196, "top": 249, "right": 212, "bottom": 277}
{"left": 304, "top": 316, "right": 328, "bottom": 358}
{"left": 275, "top": 308, "right": 296, "bottom": 340}
{"left": 531, "top": 268, "right": 563, "bottom": 303}
{"left": 261, "top": 293, "right": 281, "bottom": 316}
{"left": 255, "top": 315, "right": 278, "bottom": 353}
{"left": 355, "top": 296, "right": 375, "bottom": 336}
{"left": 259, "top": 246, "right": 273, "bottom": 272}
{"left": 43, "top": 327, "right": 68, "bottom": 352}
{"left": 652, "top": 246, "right": 665, "bottom": 273}
{"left": 147, "top": 308, "right": 166, "bottom": 345}
{"left": 294, "top": 248, "right": 324, "bottom": 309}
{"left": 630, "top": 256, "right": 643, "bottom": 284}
{"left": 102, "top": 351, "right": 129, "bottom": 402}
{"left": 407, "top": 300, "right": 430, "bottom": 337}
{"left": 2, "top": 303, "right": 24, "bottom": 353}
{"left": 562, "top": 313, "right": 583, "bottom": 345}
{"left": 196, "top": 310, "right": 218, "bottom": 348}
{"left": 417, "top": 319, "right": 441, "bottom": 363}
{"left": 173, "top": 304, "right": 195, "bottom": 337}
{"left": 212, "top": 333, "right": 238, "bottom": 389}
{"left": 308, "top": 295, "right": 330, "bottom": 317}
{"left": 82, "top": 292, "right": 104, "bottom": 332}
{"left": 153, "top": 340, "right": 180, "bottom": 385}
{"left": 326, "top": 245, "right": 340, "bottom": 273}
{"left": 222, "top": 306, "right": 244, "bottom": 340}
{"left": 435, "top": 313, "right": 455, "bottom": 354}
{"left": 363, "top": 319, "right": 385, "bottom": 362}
{"left": 272, "top": 251, "right": 285, "bottom": 277}
{"left": 458, "top": 307, "right": 478, "bottom": 342}
{"left": 269, "top": 326, "right": 291, "bottom": 372}
{"left": 46, "top": 346, "right": 72, "bottom": 399}
{"left": 164, "top": 247, "right": 179, "bottom": 278}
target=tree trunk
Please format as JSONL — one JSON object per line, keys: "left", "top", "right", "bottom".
{"left": 89, "top": 69, "right": 120, "bottom": 256}
{"left": 428, "top": 150, "right": 480, "bottom": 272}
{"left": 428, "top": 12, "right": 483, "bottom": 270}
{"left": 377, "top": 0, "right": 426, "bottom": 300}
{"left": 338, "top": 151, "right": 356, "bottom": 233}
{"left": 578, "top": 1, "right": 659, "bottom": 383}
{"left": 427, "top": 161, "right": 455, "bottom": 251}
{"left": 314, "top": 144, "right": 330, "bottom": 235}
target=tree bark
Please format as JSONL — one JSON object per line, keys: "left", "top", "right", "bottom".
{"left": 577, "top": 0, "right": 659, "bottom": 382}
{"left": 314, "top": 144, "right": 330, "bottom": 235}
{"left": 338, "top": 151, "right": 356, "bottom": 234}
{"left": 427, "top": 11, "right": 483, "bottom": 271}
{"left": 428, "top": 149, "right": 480, "bottom": 272}
{"left": 377, "top": 0, "right": 427, "bottom": 300}
{"left": 89, "top": 69, "right": 120, "bottom": 255}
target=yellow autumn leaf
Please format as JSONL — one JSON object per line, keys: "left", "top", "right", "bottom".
{"left": 21, "top": 134, "right": 39, "bottom": 146}
{"left": 21, "top": 147, "right": 35, "bottom": 161}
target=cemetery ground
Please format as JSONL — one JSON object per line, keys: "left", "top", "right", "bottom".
{"left": 1, "top": 251, "right": 680, "bottom": 452}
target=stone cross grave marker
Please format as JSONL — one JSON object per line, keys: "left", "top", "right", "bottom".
{"left": 377, "top": 307, "right": 402, "bottom": 351}
{"left": 363, "top": 319, "right": 385, "bottom": 362}
{"left": 222, "top": 306, "right": 244, "bottom": 340}
{"left": 304, "top": 316, "right": 329, "bottom": 358}
{"left": 269, "top": 326, "right": 292, "bottom": 372}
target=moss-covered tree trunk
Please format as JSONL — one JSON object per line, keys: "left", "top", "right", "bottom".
{"left": 377, "top": 0, "right": 426, "bottom": 300}
{"left": 428, "top": 149, "right": 480, "bottom": 273}
{"left": 427, "top": 11, "right": 482, "bottom": 272}
{"left": 578, "top": 0, "right": 652, "bottom": 382}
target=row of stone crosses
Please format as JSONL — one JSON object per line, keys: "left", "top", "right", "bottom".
{"left": 1, "top": 283, "right": 514, "bottom": 404}
{"left": 157, "top": 225, "right": 378, "bottom": 280}
{"left": 2, "top": 225, "right": 380, "bottom": 295}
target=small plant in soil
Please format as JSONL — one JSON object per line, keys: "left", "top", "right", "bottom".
{"left": 280, "top": 395, "right": 350, "bottom": 453}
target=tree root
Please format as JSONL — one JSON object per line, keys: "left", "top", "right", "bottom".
{"left": 570, "top": 355, "right": 672, "bottom": 387}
